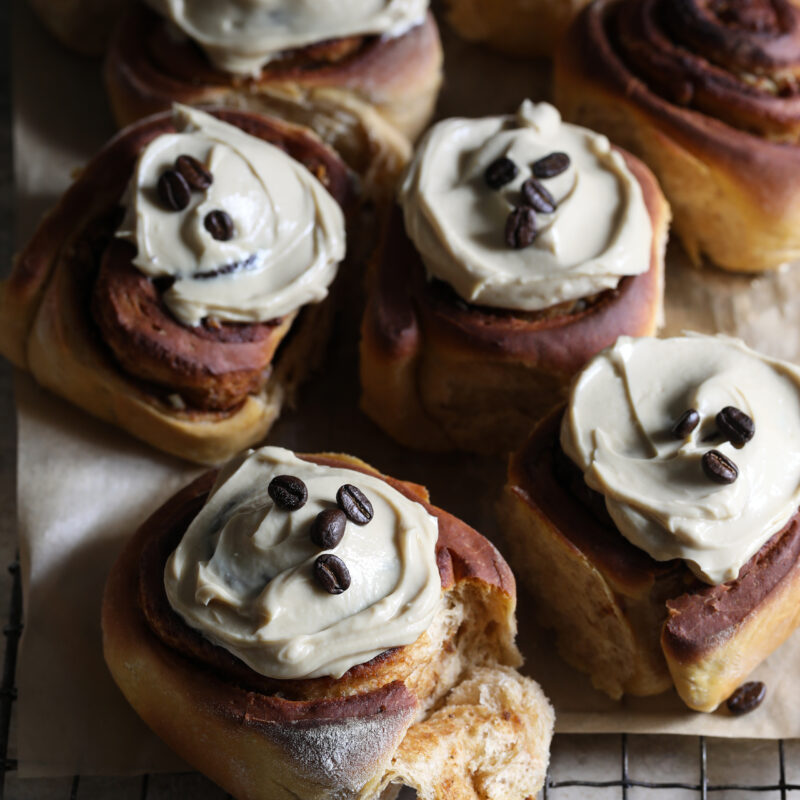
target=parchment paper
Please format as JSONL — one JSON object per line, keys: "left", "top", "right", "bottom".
{"left": 12, "top": 0, "right": 800, "bottom": 779}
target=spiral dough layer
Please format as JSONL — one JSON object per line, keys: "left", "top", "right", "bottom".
{"left": 612, "top": 0, "right": 800, "bottom": 141}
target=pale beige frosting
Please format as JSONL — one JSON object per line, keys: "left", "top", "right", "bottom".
{"left": 145, "top": 0, "right": 429, "bottom": 76}
{"left": 561, "top": 334, "right": 800, "bottom": 585}
{"left": 164, "top": 447, "right": 442, "bottom": 680}
{"left": 117, "top": 105, "right": 345, "bottom": 327}
{"left": 399, "top": 100, "right": 652, "bottom": 311}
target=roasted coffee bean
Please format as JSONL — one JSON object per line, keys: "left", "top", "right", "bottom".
{"left": 484, "top": 156, "right": 518, "bottom": 189}
{"left": 505, "top": 206, "right": 537, "bottom": 249}
{"left": 702, "top": 450, "right": 739, "bottom": 484}
{"left": 314, "top": 554, "right": 351, "bottom": 594}
{"left": 726, "top": 681, "right": 766, "bottom": 715}
{"left": 337, "top": 484, "right": 374, "bottom": 525}
{"left": 310, "top": 508, "right": 347, "bottom": 550}
{"left": 671, "top": 409, "right": 700, "bottom": 439}
{"left": 521, "top": 178, "right": 556, "bottom": 213}
{"left": 268, "top": 474, "right": 308, "bottom": 511}
{"left": 175, "top": 154, "right": 213, "bottom": 191}
{"left": 157, "top": 169, "right": 191, "bottom": 211}
{"left": 204, "top": 209, "right": 235, "bottom": 241}
{"left": 532, "top": 152, "right": 571, "bottom": 179}
{"left": 716, "top": 406, "right": 755, "bottom": 447}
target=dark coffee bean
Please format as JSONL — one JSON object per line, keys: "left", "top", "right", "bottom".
{"left": 702, "top": 450, "right": 739, "bottom": 484}
{"left": 157, "top": 169, "right": 191, "bottom": 211}
{"left": 532, "top": 152, "right": 571, "bottom": 179}
{"left": 310, "top": 508, "right": 347, "bottom": 550}
{"left": 268, "top": 475, "right": 308, "bottom": 511}
{"left": 505, "top": 206, "right": 537, "bottom": 249}
{"left": 671, "top": 409, "right": 700, "bottom": 439}
{"left": 726, "top": 681, "right": 766, "bottom": 715}
{"left": 484, "top": 156, "right": 518, "bottom": 189}
{"left": 175, "top": 154, "right": 213, "bottom": 191}
{"left": 204, "top": 210, "right": 235, "bottom": 241}
{"left": 716, "top": 406, "right": 755, "bottom": 447}
{"left": 521, "top": 178, "right": 556, "bottom": 213}
{"left": 314, "top": 554, "right": 351, "bottom": 594}
{"left": 336, "top": 484, "right": 374, "bottom": 525}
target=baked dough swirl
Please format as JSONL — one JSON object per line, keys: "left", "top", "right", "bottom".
{"left": 615, "top": 0, "right": 800, "bottom": 141}
{"left": 165, "top": 447, "right": 442, "bottom": 680}
{"left": 555, "top": 0, "right": 800, "bottom": 271}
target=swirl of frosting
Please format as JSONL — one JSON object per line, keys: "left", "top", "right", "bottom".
{"left": 164, "top": 447, "right": 442, "bottom": 680}
{"left": 144, "top": 0, "right": 429, "bottom": 76}
{"left": 398, "top": 101, "right": 652, "bottom": 312}
{"left": 612, "top": 0, "right": 800, "bottom": 140}
{"left": 561, "top": 334, "right": 800, "bottom": 584}
{"left": 116, "top": 105, "right": 345, "bottom": 327}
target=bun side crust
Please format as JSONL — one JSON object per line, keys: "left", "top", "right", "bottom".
{"left": 103, "top": 453, "right": 554, "bottom": 799}
{"left": 443, "top": 0, "right": 591, "bottom": 57}
{"left": 555, "top": 0, "right": 800, "bottom": 271}
{"left": 662, "top": 518, "right": 800, "bottom": 711}
{"left": 359, "top": 149, "right": 668, "bottom": 454}
{"left": 501, "top": 410, "right": 800, "bottom": 710}
{"left": 104, "top": 8, "right": 444, "bottom": 192}
{"left": 2, "top": 109, "right": 352, "bottom": 465}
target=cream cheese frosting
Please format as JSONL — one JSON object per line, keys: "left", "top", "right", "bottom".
{"left": 145, "top": 0, "right": 429, "bottom": 76}
{"left": 561, "top": 334, "right": 800, "bottom": 585}
{"left": 399, "top": 100, "right": 652, "bottom": 311}
{"left": 117, "top": 105, "right": 346, "bottom": 327}
{"left": 164, "top": 447, "right": 442, "bottom": 680}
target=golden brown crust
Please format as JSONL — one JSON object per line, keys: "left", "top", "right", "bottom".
{"left": 104, "top": 5, "right": 443, "bottom": 192}
{"left": 0, "top": 109, "right": 355, "bottom": 464}
{"left": 359, "top": 148, "right": 668, "bottom": 455}
{"left": 103, "top": 452, "right": 553, "bottom": 799}
{"left": 555, "top": 0, "right": 800, "bottom": 270}
{"left": 501, "top": 409, "right": 800, "bottom": 710}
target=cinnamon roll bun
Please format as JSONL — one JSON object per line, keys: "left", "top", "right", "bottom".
{"left": 360, "top": 101, "right": 669, "bottom": 455}
{"left": 102, "top": 448, "right": 555, "bottom": 799}
{"left": 104, "top": 1, "right": 444, "bottom": 195}
{"left": 555, "top": 0, "right": 800, "bottom": 271}
{"left": 499, "top": 334, "right": 800, "bottom": 711}
{"left": 0, "top": 106, "right": 355, "bottom": 464}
